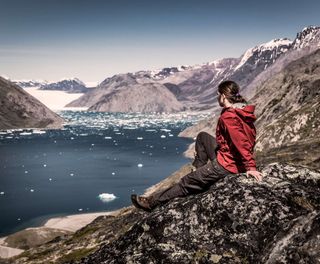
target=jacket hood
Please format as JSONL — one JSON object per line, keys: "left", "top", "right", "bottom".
{"left": 234, "top": 104, "right": 256, "bottom": 123}
{"left": 222, "top": 104, "right": 257, "bottom": 123}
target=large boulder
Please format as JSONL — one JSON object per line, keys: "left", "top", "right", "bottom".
{"left": 75, "top": 162, "right": 320, "bottom": 264}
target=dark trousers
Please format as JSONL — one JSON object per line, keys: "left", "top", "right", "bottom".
{"left": 148, "top": 132, "right": 230, "bottom": 209}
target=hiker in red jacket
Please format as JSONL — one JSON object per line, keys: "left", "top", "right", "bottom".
{"left": 131, "top": 80, "right": 263, "bottom": 212}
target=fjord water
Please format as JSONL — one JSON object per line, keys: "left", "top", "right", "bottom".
{"left": 0, "top": 111, "right": 210, "bottom": 237}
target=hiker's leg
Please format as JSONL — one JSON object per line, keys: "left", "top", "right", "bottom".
{"left": 149, "top": 159, "right": 229, "bottom": 208}
{"left": 192, "top": 132, "right": 217, "bottom": 168}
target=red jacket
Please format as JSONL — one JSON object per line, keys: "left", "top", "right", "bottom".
{"left": 216, "top": 104, "right": 257, "bottom": 174}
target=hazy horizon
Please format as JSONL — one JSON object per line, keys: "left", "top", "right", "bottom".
{"left": 1, "top": 0, "right": 320, "bottom": 84}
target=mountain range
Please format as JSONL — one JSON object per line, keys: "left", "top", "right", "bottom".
{"left": 66, "top": 26, "right": 320, "bottom": 114}
{"left": 14, "top": 78, "right": 89, "bottom": 93}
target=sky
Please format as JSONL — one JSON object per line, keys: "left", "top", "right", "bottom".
{"left": 0, "top": 0, "right": 319, "bottom": 85}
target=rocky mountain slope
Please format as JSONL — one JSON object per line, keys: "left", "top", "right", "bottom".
{"left": 249, "top": 48, "right": 320, "bottom": 151}
{"left": 66, "top": 74, "right": 185, "bottom": 113}
{"left": 243, "top": 25, "right": 320, "bottom": 100}
{"left": 0, "top": 77, "right": 65, "bottom": 130}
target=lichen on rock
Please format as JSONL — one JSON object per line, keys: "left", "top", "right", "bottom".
{"left": 72, "top": 162, "right": 320, "bottom": 264}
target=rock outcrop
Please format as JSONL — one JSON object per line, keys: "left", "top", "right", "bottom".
{"left": 70, "top": 162, "right": 320, "bottom": 264}
{"left": 0, "top": 77, "right": 65, "bottom": 130}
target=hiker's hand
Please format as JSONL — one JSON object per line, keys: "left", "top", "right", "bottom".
{"left": 246, "top": 170, "right": 263, "bottom": 182}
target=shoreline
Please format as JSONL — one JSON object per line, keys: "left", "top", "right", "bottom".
{"left": 0, "top": 209, "right": 123, "bottom": 259}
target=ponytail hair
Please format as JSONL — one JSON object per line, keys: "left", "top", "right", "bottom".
{"left": 218, "top": 80, "right": 247, "bottom": 104}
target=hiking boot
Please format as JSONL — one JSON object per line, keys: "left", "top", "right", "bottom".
{"left": 131, "top": 194, "right": 152, "bottom": 212}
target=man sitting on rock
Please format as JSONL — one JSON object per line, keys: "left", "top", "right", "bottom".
{"left": 131, "top": 80, "right": 263, "bottom": 212}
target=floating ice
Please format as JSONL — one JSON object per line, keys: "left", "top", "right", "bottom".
{"left": 0, "top": 192, "right": 4, "bottom": 195}
{"left": 30, "top": 189, "right": 34, "bottom": 192}
{"left": 111, "top": 172, "right": 116, "bottom": 175}
{"left": 98, "top": 193, "right": 116, "bottom": 202}
{"left": 20, "top": 132, "right": 32, "bottom": 136}
{"left": 137, "top": 137, "right": 143, "bottom": 140}
{"left": 169, "top": 134, "right": 174, "bottom": 137}
{"left": 70, "top": 173, "right": 74, "bottom": 177}
{"left": 104, "top": 136, "right": 112, "bottom": 139}
{"left": 70, "top": 137, "right": 75, "bottom": 140}
{"left": 33, "top": 130, "right": 46, "bottom": 134}
{"left": 43, "top": 164, "right": 47, "bottom": 167}
{"left": 91, "top": 143, "right": 95, "bottom": 146}
{"left": 49, "top": 178, "right": 52, "bottom": 181}
{"left": 160, "top": 129, "right": 171, "bottom": 132}
{"left": 160, "top": 135, "right": 166, "bottom": 138}
{"left": 25, "top": 170, "right": 28, "bottom": 174}
{"left": 78, "top": 208, "right": 83, "bottom": 212}
{"left": 137, "top": 163, "right": 143, "bottom": 168}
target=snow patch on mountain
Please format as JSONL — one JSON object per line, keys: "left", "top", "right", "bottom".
{"left": 234, "top": 38, "right": 293, "bottom": 71}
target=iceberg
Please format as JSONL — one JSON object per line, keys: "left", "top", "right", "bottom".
{"left": 98, "top": 193, "right": 116, "bottom": 202}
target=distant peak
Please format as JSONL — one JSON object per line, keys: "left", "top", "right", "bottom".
{"left": 297, "top": 25, "right": 320, "bottom": 39}
{"left": 234, "top": 37, "right": 293, "bottom": 71}
{"left": 57, "top": 77, "right": 86, "bottom": 86}
{"left": 258, "top": 38, "right": 293, "bottom": 50}
{"left": 292, "top": 25, "right": 320, "bottom": 49}
{"left": 301, "top": 25, "right": 320, "bottom": 33}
